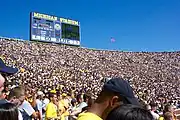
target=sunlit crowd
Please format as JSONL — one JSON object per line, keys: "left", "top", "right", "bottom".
{"left": 0, "top": 37, "right": 179, "bottom": 120}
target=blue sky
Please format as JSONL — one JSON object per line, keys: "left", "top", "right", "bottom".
{"left": 0, "top": 0, "right": 179, "bottom": 51}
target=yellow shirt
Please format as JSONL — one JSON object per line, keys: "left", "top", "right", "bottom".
{"left": 46, "top": 102, "right": 57, "bottom": 119}
{"left": 59, "top": 99, "right": 69, "bottom": 113}
{"left": 59, "top": 100, "right": 70, "bottom": 120}
{"left": 77, "top": 112, "right": 102, "bottom": 120}
{"left": 159, "top": 116, "right": 164, "bottom": 120}
{"left": 60, "top": 111, "right": 70, "bottom": 120}
{"left": 59, "top": 100, "right": 66, "bottom": 114}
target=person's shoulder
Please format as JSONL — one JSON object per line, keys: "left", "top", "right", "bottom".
{"left": 77, "top": 112, "right": 102, "bottom": 120}
{"left": 0, "top": 99, "right": 8, "bottom": 105}
{"left": 47, "top": 102, "right": 51, "bottom": 106}
{"left": 82, "top": 102, "right": 87, "bottom": 105}
{"left": 47, "top": 102, "right": 54, "bottom": 107}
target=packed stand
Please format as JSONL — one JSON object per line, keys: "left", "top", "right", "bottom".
{"left": 0, "top": 37, "right": 180, "bottom": 120}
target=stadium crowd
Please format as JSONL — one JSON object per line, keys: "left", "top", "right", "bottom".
{"left": 0, "top": 37, "right": 180, "bottom": 120}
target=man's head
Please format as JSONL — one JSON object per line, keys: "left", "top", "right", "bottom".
{"left": 49, "top": 93, "right": 57, "bottom": 104}
{"left": 83, "top": 94, "right": 91, "bottom": 103}
{"left": 8, "top": 86, "right": 25, "bottom": 106}
{"left": 37, "top": 91, "right": 44, "bottom": 100}
{"left": 94, "top": 88, "right": 123, "bottom": 119}
{"left": 92, "top": 77, "right": 139, "bottom": 119}
{"left": 150, "top": 102, "right": 157, "bottom": 111}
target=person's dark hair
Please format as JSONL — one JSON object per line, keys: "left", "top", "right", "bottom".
{"left": 95, "top": 89, "right": 122, "bottom": 103}
{"left": 2, "top": 89, "right": 7, "bottom": 94}
{"left": 83, "top": 94, "right": 90, "bottom": 102}
{"left": 76, "top": 94, "right": 82, "bottom": 102}
{"left": 0, "top": 103, "right": 18, "bottom": 120}
{"left": 71, "top": 99, "right": 76, "bottom": 107}
{"left": 49, "top": 93, "right": 56, "bottom": 99}
{"left": 150, "top": 102, "right": 157, "bottom": 108}
{"left": 106, "top": 104, "right": 154, "bottom": 120}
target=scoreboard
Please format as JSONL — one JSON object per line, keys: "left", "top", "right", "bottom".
{"left": 30, "top": 12, "right": 80, "bottom": 46}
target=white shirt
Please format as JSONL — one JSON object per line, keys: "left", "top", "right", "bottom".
{"left": 42, "top": 98, "right": 49, "bottom": 119}
{"left": 36, "top": 99, "right": 43, "bottom": 119}
{"left": 18, "top": 110, "right": 23, "bottom": 120}
{"left": 43, "top": 98, "right": 49, "bottom": 110}
{"left": 151, "top": 111, "right": 160, "bottom": 120}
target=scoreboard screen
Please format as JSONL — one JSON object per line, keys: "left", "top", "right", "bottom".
{"left": 30, "top": 12, "right": 80, "bottom": 46}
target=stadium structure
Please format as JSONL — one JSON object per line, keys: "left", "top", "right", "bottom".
{"left": 0, "top": 12, "right": 180, "bottom": 119}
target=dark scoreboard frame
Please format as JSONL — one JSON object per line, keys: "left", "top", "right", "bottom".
{"left": 30, "top": 12, "right": 81, "bottom": 46}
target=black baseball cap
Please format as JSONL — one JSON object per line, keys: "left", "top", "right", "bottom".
{"left": 103, "top": 77, "right": 139, "bottom": 105}
{"left": 0, "top": 58, "right": 18, "bottom": 75}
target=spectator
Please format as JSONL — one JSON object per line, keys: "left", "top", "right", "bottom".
{"left": 164, "top": 112, "right": 174, "bottom": 120}
{"left": 163, "top": 104, "right": 177, "bottom": 120}
{"left": 36, "top": 91, "right": 44, "bottom": 120}
{"left": 71, "top": 94, "right": 88, "bottom": 115}
{"left": 83, "top": 94, "right": 92, "bottom": 107}
{"left": 42, "top": 93, "right": 50, "bottom": 120}
{"left": 150, "top": 102, "right": 160, "bottom": 120}
{"left": 46, "top": 93, "right": 59, "bottom": 120}
{"left": 70, "top": 99, "right": 77, "bottom": 112}
{"left": 8, "top": 86, "right": 38, "bottom": 120}
{"left": 77, "top": 77, "right": 139, "bottom": 120}
{"left": 1, "top": 39, "right": 180, "bottom": 106}
{"left": 106, "top": 104, "right": 154, "bottom": 120}
{"left": 8, "top": 86, "right": 25, "bottom": 106}
{"left": 0, "top": 38, "right": 180, "bottom": 119}
{"left": 81, "top": 95, "right": 94, "bottom": 112}
{"left": 0, "top": 58, "right": 18, "bottom": 104}
{"left": 0, "top": 103, "right": 18, "bottom": 120}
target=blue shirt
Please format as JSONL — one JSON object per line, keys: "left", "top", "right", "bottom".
{"left": 0, "top": 99, "right": 8, "bottom": 105}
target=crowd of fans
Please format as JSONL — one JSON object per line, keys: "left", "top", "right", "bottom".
{"left": 0, "top": 37, "right": 180, "bottom": 120}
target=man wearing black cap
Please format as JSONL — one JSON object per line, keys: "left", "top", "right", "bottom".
{"left": 0, "top": 58, "right": 18, "bottom": 104}
{"left": 0, "top": 58, "right": 23, "bottom": 120}
{"left": 77, "top": 77, "right": 139, "bottom": 120}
